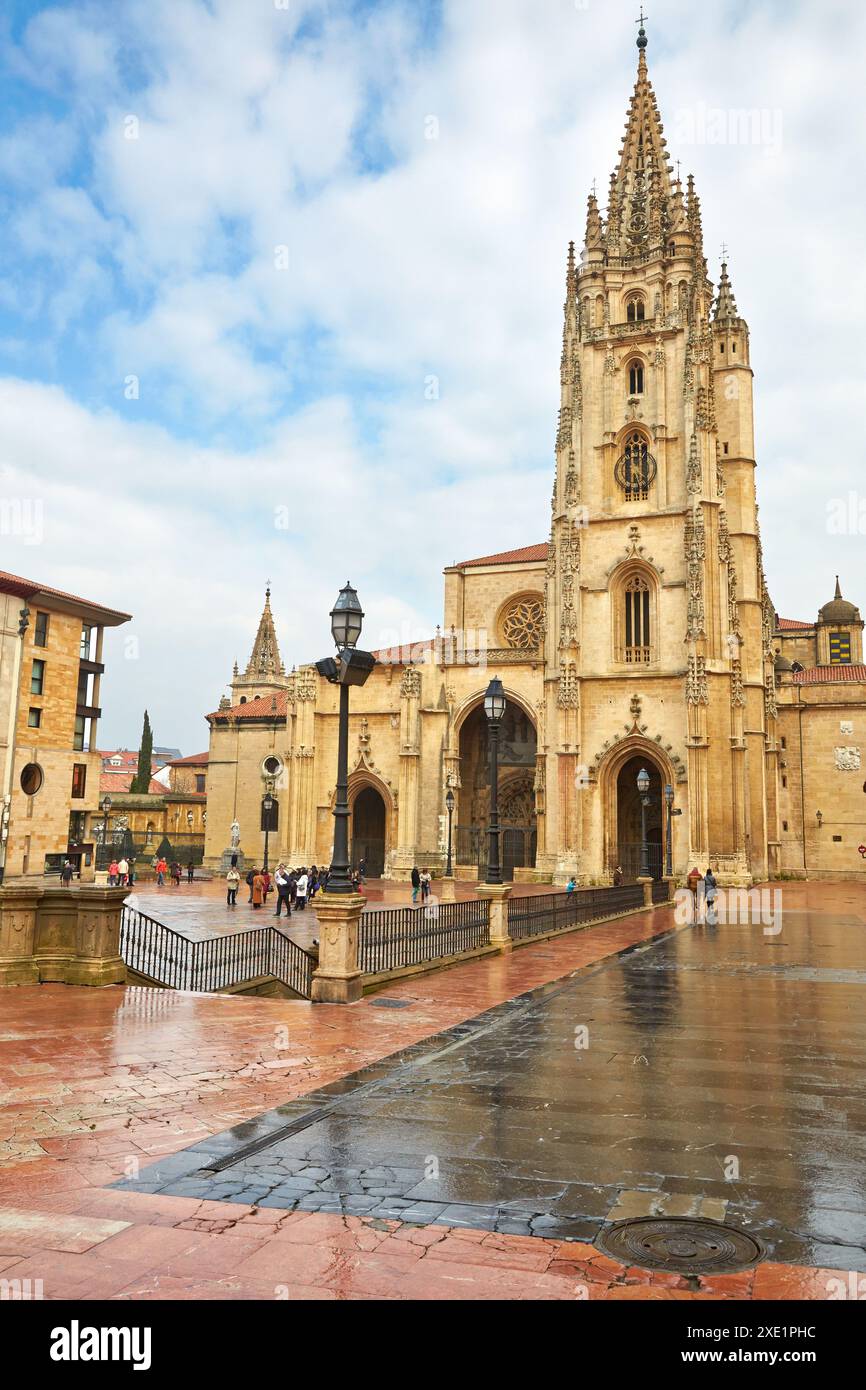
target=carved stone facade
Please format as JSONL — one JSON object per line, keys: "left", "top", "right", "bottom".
{"left": 201, "top": 28, "right": 866, "bottom": 886}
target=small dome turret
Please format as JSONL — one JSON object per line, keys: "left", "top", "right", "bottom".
{"left": 818, "top": 576, "right": 860, "bottom": 624}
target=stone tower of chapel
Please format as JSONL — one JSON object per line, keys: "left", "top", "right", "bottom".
{"left": 540, "top": 23, "right": 777, "bottom": 884}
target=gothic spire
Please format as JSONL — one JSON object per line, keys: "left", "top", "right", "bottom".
{"left": 244, "top": 585, "right": 284, "bottom": 681}
{"left": 606, "top": 20, "right": 674, "bottom": 255}
{"left": 713, "top": 261, "right": 739, "bottom": 322}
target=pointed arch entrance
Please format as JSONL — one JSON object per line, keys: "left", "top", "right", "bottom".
{"left": 455, "top": 697, "right": 537, "bottom": 879}
{"left": 350, "top": 785, "right": 387, "bottom": 878}
{"left": 599, "top": 740, "right": 674, "bottom": 882}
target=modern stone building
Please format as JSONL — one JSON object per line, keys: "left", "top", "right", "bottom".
{"left": 0, "top": 569, "right": 131, "bottom": 881}
{"left": 203, "top": 28, "right": 865, "bottom": 886}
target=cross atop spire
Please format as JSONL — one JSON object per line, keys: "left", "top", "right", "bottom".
{"left": 635, "top": 9, "right": 649, "bottom": 51}
{"left": 603, "top": 20, "right": 673, "bottom": 255}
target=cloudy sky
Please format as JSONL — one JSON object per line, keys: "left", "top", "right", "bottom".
{"left": 0, "top": 0, "right": 863, "bottom": 751}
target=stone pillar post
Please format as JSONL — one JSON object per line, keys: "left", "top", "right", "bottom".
{"left": 311, "top": 891, "right": 364, "bottom": 1003}
{"left": 0, "top": 884, "right": 39, "bottom": 986}
{"left": 439, "top": 876, "right": 456, "bottom": 903}
{"left": 637, "top": 876, "right": 653, "bottom": 907}
{"left": 477, "top": 882, "right": 512, "bottom": 951}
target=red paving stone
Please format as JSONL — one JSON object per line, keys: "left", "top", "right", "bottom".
{"left": 0, "top": 881, "right": 860, "bottom": 1300}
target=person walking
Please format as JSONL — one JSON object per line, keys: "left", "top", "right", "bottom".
{"left": 566, "top": 876, "right": 577, "bottom": 893}
{"left": 420, "top": 869, "right": 431, "bottom": 902}
{"left": 612, "top": 865, "right": 624, "bottom": 887}
{"left": 156, "top": 857, "right": 167, "bottom": 887}
{"left": 61, "top": 858, "right": 74, "bottom": 886}
{"left": 226, "top": 866, "right": 240, "bottom": 907}
{"left": 296, "top": 868, "right": 309, "bottom": 911}
{"left": 358, "top": 857, "right": 366, "bottom": 884}
{"left": 704, "top": 866, "right": 718, "bottom": 925}
{"left": 411, "top": 865, "right": 421, "bottom": 905}
{"left": 274, "top": 864, "right": 291, "bottom": 917}
{"left": 170, "top": 861, "right": 181, "bottom": 887}
{"left": 246, "top": 867, "right": 256, "bottom": 904}
{"left": 117, "top": 857, "right": 129, "bottom": 887}
{"left": 186, "top": 861, "right": 194, "bottom": 884}
{"left": 108, "top": 859, "right": 119, "bottom": 887}
{"left": 252, "top": 869, "right": 264, "bottom": 909}
{"left": 687, "top": 865, "right": 703, "bottom": 922}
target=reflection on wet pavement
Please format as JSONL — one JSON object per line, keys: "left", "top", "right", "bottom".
{"left": 121, "top": 908, "right": 866, "bottom": 1270}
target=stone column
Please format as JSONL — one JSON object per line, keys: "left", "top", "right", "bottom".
{"left": 477, "top": 882, "right": 512, "bottom": 951}
{"left": 311, "top": 891, "right": 364, "bottom": 1003}
{"left": 637, "top": 876, "right": 653, "bottom": 907}
{"left": 439, "top": 876, "right": 456, "bottom": 903}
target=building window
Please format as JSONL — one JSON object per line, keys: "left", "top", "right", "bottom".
{"left": 71, "top": 764, "right": 87, "bottom": 799}
{"left": 781, "top": 736, "right": 786, "bottom": 749}
{"left": 621, "top": 574, "right": 652, "bottom": 664}
{"left": 27, "top": 707, "right": 42, "bottom": 729}
{"left": 73, "top": 715, "right": 86, "bottom": 752}
{"left": 782, "top": 775, "right": 787, "bottom": 788}
{"left": 80, "top": 625, "right": 95, "bottom": 660}
{"left": 31, "top": 659, "right": 45, "bottom": 695}
{"left": 628, "top": 361, "right": 644, "bottom": 395}
{"left": 782, "top": 820, "right": 788, "bottom": 832}
{"left": 20, "top": 763, "right": 43, "bottom": 796}
{"left": 614, "top": 431, "right": 656, "bottom": 501}
{"left": 34, "top": 611, "right": 49, "bottom": 647}
{"left": 626, "top": 294, "right": 646, "bottom": 323}
{"left": 829, "top": 632, "right": 852, "bottom": 665}
{"left": 195, "top": 774, "right": 206, "bottom": 794}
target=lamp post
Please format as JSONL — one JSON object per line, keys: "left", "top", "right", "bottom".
{"left": 637, "top": 767, "right": 651, "bottom": 878}
{"left": 316, "top": 582, "right": 375, "bottom": 895}
{"left": 484, "top": 677, "right": 506, "bottom": 885}
{"left": 445, "top": 786, "right": 455, "bottom": 878}
{"left": 664, "top": 783, "right": 674, "bottom": 877}
{"left": 262, "top": 786, "right": 274, "bottom": 874}
{"left": 101, "top": 795, "right": 112, "bottom": 853}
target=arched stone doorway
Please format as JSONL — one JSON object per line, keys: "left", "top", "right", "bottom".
{"left": 456, "top": 698, "right": 537, "bottom": 879}
{"left": 614, "top": 754, "right": 664, "bottom": 880}
{"left": 351, "top": 785, "right": 387, "bottom": 878}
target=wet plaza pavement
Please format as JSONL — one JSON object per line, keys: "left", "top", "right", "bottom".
{"left": 1, "top": 880, "right": 864, "bottom": 1299}
{"left": 120, "top": 894, "right": 866, "bottom": 1272}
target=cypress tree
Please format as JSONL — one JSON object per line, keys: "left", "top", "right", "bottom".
{"left": 130, "top": 710, "right": 154, "bottom": 794}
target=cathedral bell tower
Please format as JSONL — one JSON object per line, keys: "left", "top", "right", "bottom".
{"left": 540, "top": 23, "right": 775, "bottom": 885}
{"left": 229, "top": 586, "right": 290, "bottom": 705}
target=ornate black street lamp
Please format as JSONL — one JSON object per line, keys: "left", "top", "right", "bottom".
{"left": 637, "top": 767, "right": 651, "bottom": 878}
{"left": 316, "top": 582, "right": 376, "bottom": 894}
{"left": 484, "top": 677, "right": 506, "bottom": 885}
{"left": 445, "top": 786, "right": 455, "bottom": 877}
{"left": 664, "top": 783, "right": 674, "bottom": 877}
{"left": 262, "top": 786, "right": 274, "bottom": 873}
{"left": 101, "top": 794, "right": 112, "bottom": 852}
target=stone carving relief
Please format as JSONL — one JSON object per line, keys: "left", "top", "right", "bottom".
{"left": 835, "top": 747, "right": 861, "bottom": 772}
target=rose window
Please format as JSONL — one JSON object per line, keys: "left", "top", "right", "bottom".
{"left": 502, "top": 597, "right": 544, "bottom": 650}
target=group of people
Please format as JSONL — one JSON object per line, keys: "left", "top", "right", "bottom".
{"left": 687, "top": 865, "right": 719, "bottom": 922}
{"left": 106, "top": 858, "right": 132, "bottom": 887}
{"left": 152, "top": 858, "right": 196, "bottom": 887}
{"left": 410, "top": 866, "right": 433, "bottom": 903}
{"left": 225, "top": 863, "right": 329, "bottom": 912}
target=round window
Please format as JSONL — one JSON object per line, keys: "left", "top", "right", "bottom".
{"left": 263, "top": 756, "right": 281, "bottom": 777}
{"left": 20, "top": 763, "right": 44, "bottom": 796}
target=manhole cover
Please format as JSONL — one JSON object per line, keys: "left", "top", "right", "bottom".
{"left": 370, "top": 998, "right": 412, "bottom": 1009}
{"left": 597, "top": 1217, "right": 765, "bottom": 1274}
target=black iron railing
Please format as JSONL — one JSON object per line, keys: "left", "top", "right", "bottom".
{"left": 120, "top": 905, "right": 315, "bottom": 999}
{"left": 359, "top": 897, "right": 490, "bottom": 974}
{"left": 508, "top": 883, "right": 646, "bottom": 941}
{"left": 651, "top": 878, "right": 671, "bottom": 904}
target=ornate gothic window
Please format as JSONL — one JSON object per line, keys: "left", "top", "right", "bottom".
{"left": 626, "top": 294, "right": 646, "bottom": 323}
{"left": 500, "top": 594, "right": 545, "bottom": 650}
{"left": 612, "top": 565, "right": 657, "bottom": 666}
{"left": 628, "top": 360, "right": 644, "bottom": 395}
{"left": 614, "top": 430, "right": 656, "bottom": 501}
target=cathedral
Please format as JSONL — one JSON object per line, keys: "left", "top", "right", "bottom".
{"left": 203, "top": 26, "right": 865, "bottom": 887}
